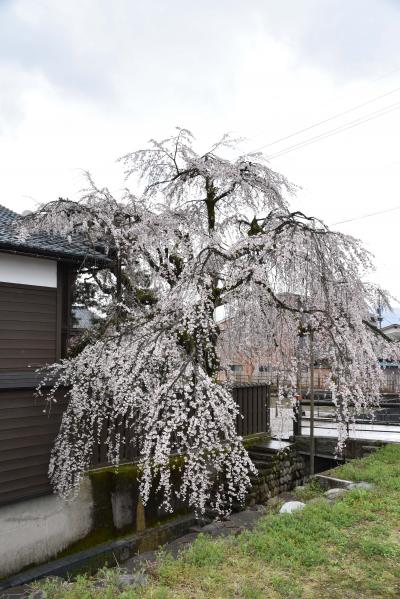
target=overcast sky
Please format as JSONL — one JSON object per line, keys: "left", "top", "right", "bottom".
{"left": 1, "top": 0, "right": 400, "bottom": 310}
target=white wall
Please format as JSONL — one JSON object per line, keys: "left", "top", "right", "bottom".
{"left": 0, "top": 479, "right": 93, "bottom": 578}
{"left": 0, "top": 252, "right": 57, "bottom": 287}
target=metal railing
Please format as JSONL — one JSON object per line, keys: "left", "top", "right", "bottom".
{"left": 294, "top": 397, "right": 400, "bottom": 441}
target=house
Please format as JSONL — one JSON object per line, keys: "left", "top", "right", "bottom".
{"left": 0, "top": 205, "right": 270, "bottom": 581}
{"left": 0, "top": 204, "right": 108, "bottom": 506}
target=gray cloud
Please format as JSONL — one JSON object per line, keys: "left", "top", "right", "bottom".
{"left": 0, "top": 0, "right": 117, "bottom": 102}
{"left": 0, "top": 0, "right": 252, "bottom": 110}
{"left": 254, "top": 0, "right": 400, "bottom": 80}
{"left": 2, "top": 0, "right": 399, "bottom": 116}
{"left": 1, "top": 0, "right": 400, "bottom": 297}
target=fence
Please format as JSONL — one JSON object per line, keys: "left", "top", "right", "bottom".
{"left": 92, "top": 384, "right": 271, "bottom": 467}
{"left": 0, "top": 383, "right": 271, "bottom": 507}
{"left": 226, "top": 366, "right": 331, "bottom": 388}
{"left": 295, "top": 397, "right": 400, "bottom": 443}
{"left": 228, "top": 368, "right": 400, "bottom": 395}
{"left": 233, "top": 384, "right": 270, "bottom": 437}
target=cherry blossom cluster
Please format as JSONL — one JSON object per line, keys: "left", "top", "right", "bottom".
{"left": 23, "top": 128, "right": 397, "bottom": 513}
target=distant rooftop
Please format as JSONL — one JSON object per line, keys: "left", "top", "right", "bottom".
{"left": 0, "top": 204, "right": 109, "bottom": 265}
{"left": 382, "top": 308, "right": 400, "bottom": 328}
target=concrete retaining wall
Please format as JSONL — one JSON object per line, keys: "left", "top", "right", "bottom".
{"left": 0, "top": 459, "right": 188, "bottom": 579}
{"left": 0, "top": 445, "right": 304, "bottom": 579}
{"left": 0, "top": 479, "right": 93, "bottom": 578}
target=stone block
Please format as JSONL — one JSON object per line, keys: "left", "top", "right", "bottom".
{"left": 111, "top": 491, "right": 134, "bottom": 530}
{"left": 279, "top": 501, "right": 305, "bottom": 514}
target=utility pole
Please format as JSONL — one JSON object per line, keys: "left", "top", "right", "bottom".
{"left": 309, "top": 328, "right": 315, "bottom": 475}
{"left": 294, "top": 326, "right": 303, "bottom": 437}
{"left": 377, "top": 291, "right": 383, "bottom": 329}
{"left": 294, "top": 295, "right": 306, "bottom": 438}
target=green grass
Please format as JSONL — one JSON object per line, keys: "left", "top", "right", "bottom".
{"left": 33, "top": 567, "right": 145, "bottom": 598}
{"left": 291, "top": 478, "right": 325, "bottom": 502}
{"left": 36, "top": 444, "right": 400, "bottom": 598}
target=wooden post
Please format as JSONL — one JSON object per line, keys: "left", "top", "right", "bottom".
{"left": 55, "top": 263, "right": 63, "bottom": 360}
{"left": 309, "top": 329, "right": 315, "bottom": 475}
{"left": 266, "top": 384, "right": 271, "bottom": 432}
{"left": 294, "top": 326, "right": 303, "bottom": 437}
{"left": 293, "top": 397, "right": 302, "bottom": 436}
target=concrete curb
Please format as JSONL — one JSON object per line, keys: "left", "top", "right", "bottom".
{"left": 313, "top": 474, "right": 354, "bottom": 490}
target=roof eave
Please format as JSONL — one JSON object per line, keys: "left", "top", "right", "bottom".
{"left": 0, "top": 243, "right": 111, "bottom": 267}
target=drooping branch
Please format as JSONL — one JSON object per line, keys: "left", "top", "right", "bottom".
{"left": 20, "top": 128, "right": 399, "bottom": 513}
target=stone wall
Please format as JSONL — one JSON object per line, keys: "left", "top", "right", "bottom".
{"left": 294, "top": 434, "right": 387, "bottom": 461}
{"left": 247, "top": 441, "right": 305, "bottom": 505}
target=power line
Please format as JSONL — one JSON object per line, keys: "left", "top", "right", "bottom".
{"left": 252, "top": 84, "right": 400, "bottom": 153}
{"left": 267, "top": 101, "right": 400, "bottom": 159}
{"left": 371, "top": 63, "right": 400, "bottom": 83}
{"left": 332, "top": 205, "right": 400, "bottom": 226}
{"left": 241, "top": 71, "right": 400, "bottom": 230}
{"left": 265, "top": 100, "right": 400, "bottom": 161}
{"left": 382, "top": 317, "right": 398, "bottom": 326}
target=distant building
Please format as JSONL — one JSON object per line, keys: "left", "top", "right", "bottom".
{"left": 382, "top": 323, "right": 400, "bottom": 341}
{"left": 218, "top": 314, "right": 399, "bottom": 393}
{"left": 71, "top": 306, "right": 96, "bottom": 330}
{"left": 217, "top": 316, "right": 330, "bottom": 389}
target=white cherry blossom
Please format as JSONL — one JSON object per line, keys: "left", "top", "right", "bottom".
{"left": 22, "top": 129, "right": 397, "bottom": 513}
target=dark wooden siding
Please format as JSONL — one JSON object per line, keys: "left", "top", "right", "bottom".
{"left": 0, "top": 282, "right": 57, "bottom": 374}
{"left": 0, "top": 280, "right": 62, "bottom": 505}
{"left": 0, "top": 382, "right": 270, "bottom": 506}
{"left": 0, "top": 388, "right": 67, "bottom": 505}
{"left": 234, "top": 384, "right": 270, "bottom": 437}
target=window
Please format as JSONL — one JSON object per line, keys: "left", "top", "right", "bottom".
{"left": 229, "top": 364, "right": 243, "bottom": 373}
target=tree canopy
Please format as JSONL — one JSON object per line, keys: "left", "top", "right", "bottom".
{"left": 21, "top": 128, "right": 397, "bottom": 515}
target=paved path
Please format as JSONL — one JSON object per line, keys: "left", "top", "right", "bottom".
{"left": 301, "top": 420, "right": 400, "bottom": 443}
{"left": 270, "top": 407, "right": 294, "bottom": 438}
{"left": 269, "top": 406, "right": 400, "bottom": 444}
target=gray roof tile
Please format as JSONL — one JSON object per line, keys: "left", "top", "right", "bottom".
{"left": 0, "top": 204, "right": 109, "bottom": 265}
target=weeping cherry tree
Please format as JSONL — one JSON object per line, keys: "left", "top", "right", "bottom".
{"left": 20, "top": 128, "right": 396, "bottom": 515}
